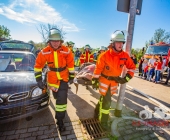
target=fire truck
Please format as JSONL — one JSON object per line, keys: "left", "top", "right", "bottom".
{"left": 144, "top": 42, "right": 170, "bottom": 66}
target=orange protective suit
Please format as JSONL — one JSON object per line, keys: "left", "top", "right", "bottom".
{"left": 34, "top": 45, "right": 74, "bottom": 89}
{"left": 93, "top": 48, "right": 136, "bottom": 95}
{"left": 80, "top": 51, "right": 94, "bottom": 65}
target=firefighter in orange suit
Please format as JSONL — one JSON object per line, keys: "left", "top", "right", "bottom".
{"left": 66, "top": 41, "right": 75, "bottom": 89}
{"left": 34, "top": 28, "right": 74, "bottom": 132}
{"left": 67, "top": 41, "right": 75, "bottom": 54}
{"left": 92, "top": 30, "right": 136, "bottom": 130}
{"left": 80, "top": 44, "right": 94, "bottom": 65}
{"left": 96, "top": 46, "right": 106, "bottom": 60}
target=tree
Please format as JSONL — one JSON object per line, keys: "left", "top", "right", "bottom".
{"left": 28, "top": 40, "right": 46, "bottom": 50}
{"left": 145, "top": 41, "right": 149, "bottom": 50}
{"left": 153, "top": 28, "right": 170, "bottom": 43}
{"left": 144, "top": 37, "right": 154, "bottom": 51}
{"left": 0, "top": 25, "right": 11, "bottom": 40}
{"left": 28, "top": 40, "right": 35, "bottom": 45}
{"left": 37, "top": 24, "right": 66, "bottom": 44}
{"left": 144, "top": 28, "right": 170, "bottom": 54}
{"left": 34, "top": 42, "right": 46, "bottom": 50}
{"left": 131, "top": 48, "right": 144, "bottom": 61}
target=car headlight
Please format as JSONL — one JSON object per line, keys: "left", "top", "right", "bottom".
{"left": 31, "top": 87, "right": 43, "bottom": 98}
{"left": 0, "top": 98, "right": 3, "bottom": 103}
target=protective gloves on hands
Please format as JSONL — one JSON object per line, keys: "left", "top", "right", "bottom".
{"left": 92, "top": 78, "right": 99, "bottom": 90}
{"left": 37, "top": 81, "right": 45, "bottom": 89}
{"left": 69, "top": 72, "right": 75, "bottom": 84}
{"left": 115, "top": 73, "right": 132, "bottom": 84}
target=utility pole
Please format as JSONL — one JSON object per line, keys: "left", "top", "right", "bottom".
{"left": 114, "top": 0, "right": 138, "bottom": 117}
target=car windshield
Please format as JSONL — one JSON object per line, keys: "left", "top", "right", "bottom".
{"left": 145, "top": 45, "right": 170, "bottom": 55}
{"left": 0, "top": 53, "right": 35, "bottom": 72}
{"left": 0, "top": 42, "right": 34, "bottom": 52}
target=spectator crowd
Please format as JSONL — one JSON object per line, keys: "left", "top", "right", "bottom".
{"left": 135, "top": 55, "right": 170, "bottom": 85}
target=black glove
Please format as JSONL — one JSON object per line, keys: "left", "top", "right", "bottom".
{"left": 37, "top": 81, "right": 45, "bottom": 89}
{"left": 69, "top": 73, "right": 75, "bottom": 84}
{"left": 115, "top": 73, "right": 132, "bottom": 84}
{"left": 92, "top": 78, "right": 99, "bottom": 90}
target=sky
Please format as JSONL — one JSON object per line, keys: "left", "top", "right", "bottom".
{"left": 0, "top": 0, "right": 170, "bottom": 49}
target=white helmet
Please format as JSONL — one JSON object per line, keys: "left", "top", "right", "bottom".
{"left": 110, "top": 30, "right": 125, "bottom": 43}
{"left": 68, "top": 41, "right": 75, "bottom": 46}
{"left": 47, "top": 28, "right": 63, "bottom": 42}
{"left": 100, "top": 46, "right": 106, "bottom": 51}
{"left": 84, "top": 44, "right": 90, "bottom": 49}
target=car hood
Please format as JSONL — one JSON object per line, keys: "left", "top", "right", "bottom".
{"left": 0, "top": 72, "right": 37, "bottom": 94}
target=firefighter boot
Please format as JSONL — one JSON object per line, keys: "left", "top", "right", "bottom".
{"left": 57, "top": 120, "right": 66, "bottom": 132}
{"left": 94, "top": 103, "right": 99, "bottom": 119}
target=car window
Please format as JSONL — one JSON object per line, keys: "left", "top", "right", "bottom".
{"left": 146, "top": 46, "right": 170, "bottom": 54}
{"left": 0, "top": 55, "right": 11, "bottom": 71}
{"left": 0, "top": 42, "right": 34, "bottom": 52}
{"left": 0, "top": 53, "right": 35, "bottom": 72}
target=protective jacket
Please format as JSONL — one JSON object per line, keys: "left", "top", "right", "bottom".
{"left": 93, "top": 48, "right": 136, "bottom": 95}
{"left": 34, "top": 45, "right": 74, "bottom": 89}
{"left": 80, "top": 51, "right": 94, "bottom": 65}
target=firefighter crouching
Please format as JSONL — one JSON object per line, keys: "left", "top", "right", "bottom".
{"left": 92, "top": 30, "right": 136, "bottom": 130}
{"left": 34, "top": 28, "right": 74, "bottom": 132}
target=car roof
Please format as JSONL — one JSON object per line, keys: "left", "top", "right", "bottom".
{"left": 0, "top": 40, "right": 35, "bottom": 52}
{"left": 0, "top": 40, "right": 31, "bottom": 44}
{"left": 0, "top": 50, "right": 34, "bottom": 55}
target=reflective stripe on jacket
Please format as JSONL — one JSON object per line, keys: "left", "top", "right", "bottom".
{"left": 80, "top": 51, "right": 94, "bottom": 64}
{"left": 93, "top": 48, "right": 136, "bottom": 96}
{"left": 34, "top": 45, "right": 74, "bottom": 88}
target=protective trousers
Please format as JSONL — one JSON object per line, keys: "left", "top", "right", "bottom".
{"left": 52, "top": 80, "right": 68, "bottom": 121}
{"left": 138, "top": 66, "right": 143, "bottom": 76}
{"left": 95, "top": 87, "right": 111, "bottom": 124}
{"left": 74, "top": 57, "right": 80, "bottom": 66}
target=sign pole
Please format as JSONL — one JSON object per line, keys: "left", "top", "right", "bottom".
{"left": 114, "top": 0, "right": 138, "bottom": 117}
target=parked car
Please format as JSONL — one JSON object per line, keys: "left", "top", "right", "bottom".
{"left": 0, "top": 40, "right": 36, "bottom": 54}
{"left": 0, "top": 50, "right": 50, "bottom": 123}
